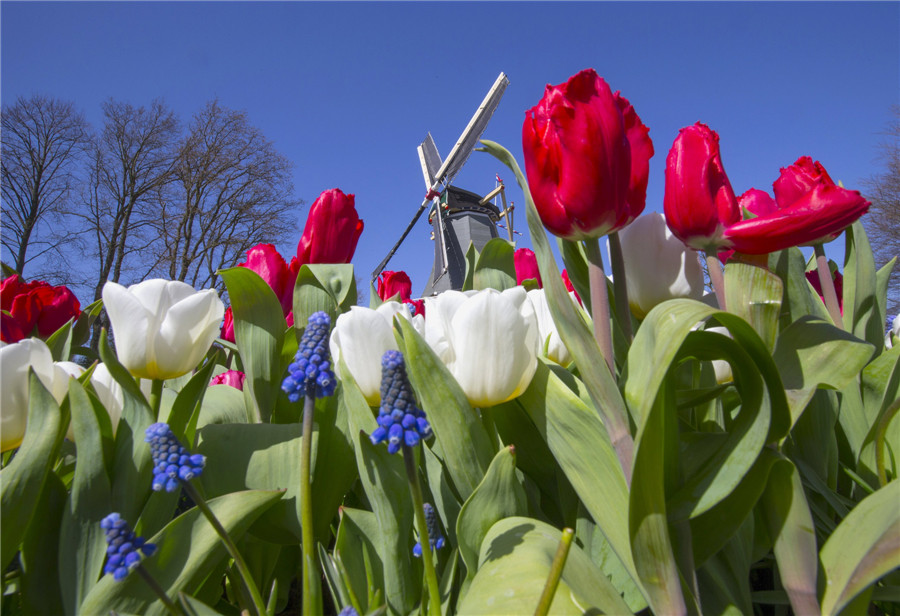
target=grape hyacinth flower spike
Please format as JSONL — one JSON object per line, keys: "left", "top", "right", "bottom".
{"left": 282, "top": 311, "right": 336, "bottom": 401}
{"left": 146, "top": 422, "right": 206, "bottom": 493}
{"left": 101, "top": 513, "right": 157, "bottom": 581}
{"left": 370, "top": 349, "right": 432, "bottom": 454}
{"left": 413, "top": 502, "right": 445, "bottom": 558}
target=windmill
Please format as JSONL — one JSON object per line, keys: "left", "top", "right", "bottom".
{"left": 371, "top": 72, "right": 512, "bottom": 296}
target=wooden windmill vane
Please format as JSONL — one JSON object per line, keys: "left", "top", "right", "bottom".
{"left": 371, "top": 72, "right": 515, "bottom": 296}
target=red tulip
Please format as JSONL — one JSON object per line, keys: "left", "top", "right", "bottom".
{"left": 738, "top": 188, "right": 778, "bottom": 218}
{"left": 806, "top": 269, "right": 843, "bottom": 314}
{"left": 561, "top": 269, "right": 583, "bottom": 306}
{"left": 0, "top": 275, "right": 81, "bottom": 342}
{"left": 239, "top": 244, "right": 295, "bottom": 315}
{"left": 663, "top": 123, "right": 741, "bottom": 251}
{"left": 220, "top": 307, "right": 235, "bottom": 343}
{"left": 210, "top": 369, "right": 246, "bottom": 390}
{"left": 773, "top": 156, "right": 834, "bottom": 209}
{"left": 296, "top": 188, "right": 364, "bottom": 265}
{"left": 377, "top": 270, "right": 412, "bottom": 302}
{"left": 523, "top": 69, "right": 639, "bottom": 240}
{"left": 405, "top": 298, "right": 425, "bottom": 318}
{"left": 615, "top": 92, "right": 654, "bottom": 226}
{"left": 514, "top": 248, "right": 542, "bottom": 287}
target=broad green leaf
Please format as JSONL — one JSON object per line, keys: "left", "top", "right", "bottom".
{"left": 197, "top": 383, "right": 251, "bottom": 428}
{"left": 58, "top": 379, "right": 113, "bottom": 615}
{"left": 770, "top": 248, "right": 830, "bottom": 330}
{"left": 843, "top": 222, "right": 884, "bottom": 351}
{"left": 773, "top": 316, "right": 874, "bottom": 428}
{"left": 723, "top": 262, "right": 783, "bottom": 351}
{"left": 455, "top": 445, "right": 527, "bottom": 578}
{"left": 220, "top": 266, "right": 286, "bottom": 422}
{"left": 20, "top": 472, "right": 66, "bottom": 616}
{"left": 820, "top": 480, "right": 900, "bottom": 614}
{"left": 395, "top": 316, "right": 493, "bottom": 501}
{"left": 79, "top": 489, "right": 283, "bottom": 616}
{"left": 458, "top": 517, "right": 632, "bottom": 615}
{"left": 0, "top": 371, "right": 66, "bottom": 570}
{"left": 859, "top": 348, "right": 900, "bottom": 481}
{"left": 479, "top": 139, "right": 633, "bottom": 481}
{"left": 340, "top": 357, "right": 418, "bottom": 616}
{"left": 557, "top": 238, "right": 590, "bottom": 312}
{"left": 695, "top": 515, "right": 755, "bottom": 616}
{"left": 178, "top": 592, "right": 224, "bottom": 616}
{"left": 335, "top": 507, "right": 384, "bottom": 615}
{"left": 293, "top": 263, "right": 357, "bottom": 327}
{"left": 422, "top": 442, "right": 463, "bottom": 547}
{"left": 164, "top": 349, "right": 223, "bottom": 446}
{"left": 758, "top": 457, "right": 819, "bottom": 615}
{"left": 45, "top": 318, "right": 75, "bottom": 361}
{"left": 473, "top": 237, "right": 516, "bottom": 291}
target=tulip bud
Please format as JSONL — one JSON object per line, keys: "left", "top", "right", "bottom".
{"left": 102, "top": 279, "right": 225, "bottom": 380}
{"left": 209, "top": 369, "right": 246, "bottom": 390}
{"left": 773, "top": 156, "right": 835, "bottom": 209}
{"left": 377, "top": 270, "right": 413, "bottom": 302}
{"left": 238, "top": 243, "right": 295, "bottom": 315}
{"left": 424, "top": 288, "right": 539, "bottom": 407}
{"left": 663, "top": 122, "right": 741, "bottom": 251}
{"left": 329, "top": 302, "right": 425, "bottom": 405}
{"left": 296, "top": 188, "right": 364, "bottom": 265}
{"left": 523, "top": 69, "right": 647, "bottom": 240}
{"left": 514, "top": 248, "right": 542, "bottom": 287}
{"left": 526, "top": 289, "right": 573, "bottom": 366}
{"left": 0, "top": 275, "right": 81, "bottom": 342}
{"left": 613, "top": 212, "right": 704, "bottom": 319}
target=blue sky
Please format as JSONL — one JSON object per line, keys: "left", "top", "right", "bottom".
{"left": 2, "top": 1, "right": 898, "bottom": 301}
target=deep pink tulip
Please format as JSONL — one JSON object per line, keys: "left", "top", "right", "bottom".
{"left": 806, "top": 269, "right": 843, "bottom": 315}
{"left": 239, "top": 243, "right": 295, "bottom": 315}
{"left": 377, "top": 270, "right": 412, "bottom": 302}
{"left": 296, "top": 188, "right": 364, "bottom": 265}
{"left": 210, "top": 370, "right": 246, "bottom": 390}
{"left": 773, "top": 156, "right": 835, "bottom": 209}
{"left": 663, "top": 123, "right": 741, "bottom": 251}
{"left": 523, "top": 69, "right": 643, "bottom": 240}
{"left": 561, "top": 269, "right": 582, "bottom": 306}
{"left": 220, "top": 307, "right": 235, "bottom": 343}
{"left": 0, "top": 275, "right": 81, "bottom": 342}
{"left": 514, "top": 248, "right": 542, "bottom": 287}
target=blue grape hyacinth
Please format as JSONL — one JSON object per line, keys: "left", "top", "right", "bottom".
{"left": 282, "top": 311, "right": 336, "bottom": 401}
{"left": 413, "top": 502, "right": 445, "bottom": 558}
{"left": 370, "top": 350, "right": 432, "bottom": 454}
{"left": 101, "top": 513, "right": 157, "bottom": 581}
{"left": 145, "top": 422, "right": 206, "bottom": 492}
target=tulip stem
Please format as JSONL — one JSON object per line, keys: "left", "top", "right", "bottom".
{"left": 300, "top": 392, "right": 322, "bottom": 616}
{"left": 148, "top": 379, "right": 164, "bottom": 420}
{"left": 608, "top": 232, "right": 633, "bottom": 342}
{"left": 704, "top": 252, "right": 727, "bottom": 311}
{"left": 402, "top": 444, "right": 443, "bottom": 616}
{"left": 533, "top": 528, "right": 574, "bottom": 616}
{"left": 584, "top": 238, "right": 615, "bottom": 375}
{"left": 180, "top": 481, "right": 268, "bottom": 616}
{"left": 814, "top": 244, "right": 844, "bottom": 330}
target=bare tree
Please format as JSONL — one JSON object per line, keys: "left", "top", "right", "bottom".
{"left": 149, "top": 100, "right": 300, "bottom": 292}
{"left": 861, "top": 105, "right": 900, "bottom": 316}
{"left": 1, "top": 95, "right": 89, "bottom": 279}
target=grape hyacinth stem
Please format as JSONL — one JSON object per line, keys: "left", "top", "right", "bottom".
{"left": 814, "top": 243, "right": 844, "bottom": 330}
{"left": 608, "top": 231, "right": 633, "bottom": 343}
{"left": 300, "top": 392, "right": 321, "bottom": 616}
{"left": 135, "top": 564, "right": 183, "bottom": 616}
{"left": 584, "top": 237, "right": 614, "bottom": 376}
{"left": 180, "top": 481, "right": 268, "bottom": 616}
{"left": 402, "top": 444, "right": 443, "bottom": 616}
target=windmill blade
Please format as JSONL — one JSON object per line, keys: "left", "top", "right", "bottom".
{"left": 418, "top": 133, "right": 442, "bottom": 189}
{"left": 429, "top": 72, "right": 509, "bottom": 190}
{"left": 371, "top": 195, "right": 433, "bottom": 281}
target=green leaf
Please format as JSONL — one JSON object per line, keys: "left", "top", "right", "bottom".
{"left": 20, "top": 472, "right": 67, "bottom": 616}
{"left": 165, "top": 349, "right": 224, "bottom": 446}
{"left": 219, "top": 266, "right": 286, "bottom": 423}
{"left": 820, "top": 480, "right": 900, "bottom": 614}
{"left": 462, "top": 242, "right": 478, "bottom": 292}
{"left": 45, "top": 318, "right": 75, "bottom": 361}
{"left": 197, "top": 384, "right": 251, "bottom": 428}
{"left": 339, "top": 358, "right": 418, "bottom": 616}
{"left": 79, "top": 490, "right": 283, "bottom": 616}
{"left": 293, "top": 263, "right": 357, "bottom": 327}
{"left": 723, "top": 262, "right": 783, "bottom": 351}
{"left": 773, "top": 316, "right": 874, "bottom": 428}
{"left": 335, "top": 507, "right": 384, "bottom": 615}
{"left": 178, "top": 592, "right": 225, "bottom": 616}
{"left": 770, "top": 248, "right": 830, "bottom": 329}
{"left": 758, "top": 457, "right": 819, "bottom": 615}
{"left": 455, "top": 445, "right": 527, "bottom": 578}
{"left": 843, "top": 222, "right": 885, "bottom": 351}
{"left": 473, "top": 238, "right": 516, "bottom": 291}
{"left": 422, "top": 442, "right": 463, "bottom": 549}
{"left": 0, "top": 370, "right": 66, "bottom": 570}
{"left": 58, "top": 379, "right": 113, "bottom": 614}
{"left": 458, "top": 517, "right": 632, "bottom": 614}
{"left": 395, "top": 316, "right": 493, "bottom": 501}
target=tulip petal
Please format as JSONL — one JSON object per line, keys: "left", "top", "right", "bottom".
{"left": 0, "top": 338, "right": 57, "bottom": 451}
{"left": 102, "top": 282, "right": 153, "bottom": 377}
{"left": 156, "top": 289, "right": 225, "bottom": 379}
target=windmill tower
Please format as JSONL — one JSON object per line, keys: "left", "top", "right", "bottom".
{"left": 372, "top": 72, "right": 511, "bottom": 296}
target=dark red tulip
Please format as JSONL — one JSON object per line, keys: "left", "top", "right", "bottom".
{"left": 296, "top": 188, "right": 364, "bottom": 265}
{"left": 561, "top": 269, "right": 582, "bottom": 306}
{"left": 773, "top": 156, "right": 835, "bottom": 209}
{"left": 0, "top": 275, "right": 81, "bottom": 342}
{"left": 663, "top": 123, "right": 741, "bottom": 250}
{"left": 514, "top": 248, "right": 542, "bottom": 287}
{"left": 615, "top": 91, "right": 654, "bottom": 227}
{"left": 523, "top": 69, "right": 638, "bottom": 240}
{"left": 377, "top": 270, "right": 412, "bottom": 302}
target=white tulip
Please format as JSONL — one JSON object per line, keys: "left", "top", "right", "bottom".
{"left": 886, "top": 314, "right": 899, "bottom": 349}
{"left": 526, "top": 289, "right": 574, "bottom": 366}
{"left": 329, "top": 302, "right": 425, "bottom": 405}
{"left": 89, "top": 363, "right": 125, "bottom": 434}
{"left": 102, "top": 279, "right": 224, "bottom": 380}
{"left": 424, "top": 288, "right": 539, "bottom": 407}
{"left": 612, "top": 212, "right": 704, "bottom": 319}
{"left": 0, "top": 338, "right": 81, "bottom": 451}
{"left": 706, "top": 327, "right": 734, "bottom": 384}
